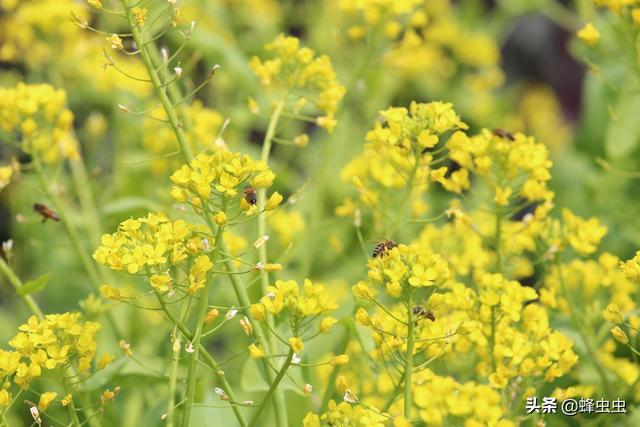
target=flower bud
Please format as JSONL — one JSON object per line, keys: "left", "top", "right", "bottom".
{"left": 330, "top": 354, "right": 349, "bottom": 366}
{"left": 611, "top": 326, "right": 629, "bottom": 344}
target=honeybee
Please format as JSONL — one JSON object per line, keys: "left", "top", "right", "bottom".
{"left": 372, "top": 239, "right": 397, "bottom": 258}
{"left": 33, "top": 203, "right": 60, "bottom": 222}
{"left": 492, "top": 128, "right": 515, "bottom": 141}
{"left": 413, "top": 305, "right": 435, "bottom": 322}
{"left": 243, "top": 186, "right": 257, "bottom": 205}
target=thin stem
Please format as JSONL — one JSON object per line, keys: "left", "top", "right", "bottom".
{"left": 32, "top": 157, "right": 102, "bottom": 288}
{"left": 320, "top": 322, "right": 353, "bottom": 410}
{"left": 255, "top": 99, "right": 287, "bottom": 427}
{"left": 121, "top": 0, "right": 193, "bottom": 163}
{"left": 182, "top": 214, "right": 226, "bottom": 426}
{"left": 0, "top": 257, "right": 45, "bottom": 319}
{"left": 404, "top": 290, "right": 414, "bottom": 419}
{"left": 166, "top": 328, "right": 180, "bottom": 427}
{"left": 388, "top": 158, "right": 420, "bottom": 239}
{"left": 63, "top": 376, "right": 82, "bottom": 427}
{"left": 153, "top": 290, "right": 247, "bottom": 427}
{"left": 247, "top": 349, "right": 294, "bottom": 427}
{"left": 555, "top": 260, "right": 612, "bottom": 397}
{"left": 69, "top": 157, "right": 102, "bottom": 248}
{"left": 32, "top": 157, "right": 121, "bottom": 339}
{"left": 495, "top": 204, "right": 503, "bottom": 274}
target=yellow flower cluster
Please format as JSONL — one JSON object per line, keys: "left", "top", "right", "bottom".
{"left": 337, "top": 0, "right": 503, "bottom": 120}
{"left": 0, "top": 83, "right": 78, "bottom": 163}
{"left": 561, "top": 208, "right": 607, "bottom": 255}
{"left": 337, "top": 0, "right": 424, "bottom": 40}
{"left": 251, "top": 279, "right": 338, "bottom": 354}
{"left": 416, "top": 220, "right": 491, "bottom": 277}
{"left": 303, "top": 400, "right": 386, "bottom": 427}
{"left": 594, "top": 0, "right": 638, "bottom": 15}
{"left": 435, "top": 273, "right": 579, "bottom": 390}
{"left": 0, "top": 313, "right": 104, "bottom": 401}
{"left": 251, "top": 279, "right": 337, "bottom": 321}
{"left": 363, "top": 243, "right": 450, "bottom": 297}
{"left": 339, "top": 102, "right": 465, "bottom": 217}
{"left": 170, "top": 151, "right": 279, "bottom": 213}
{"left": 412, "top": 370, "right": 515, "bottom": 426}
{"left": 93, "top": 212, "right": 206, "bottom": 283}
{"left": 367, "top": 102, "right": 467, "bottom": 154}
{"left": 621, "top": 250, "right": 640, "bottom": 284}
{"left": 250, "top": 34, "right": 346, "bottom": 132}
{"left": 445, "top": 128, "right": 553, "bottom": 204}
{"left": 0, "top": 0, "right": 149, "bottom": 97}
{"left": 142, "top": 102, "right": 225, "bottom": 174}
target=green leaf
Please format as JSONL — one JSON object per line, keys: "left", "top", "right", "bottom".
{"left": 605, "top": 91, "right": 640, "bottom": 158}
{"left": 17, "top": 274, "right": 50, "bottom": 296}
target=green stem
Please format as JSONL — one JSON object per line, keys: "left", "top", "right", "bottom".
{"left": 63, "top": 376, "right": 82, "bottom": 427}
{"left": 490, "top": 204, "right": 503, "bottom": 372}
{"left": 153, "top": 290, "right": 247, "bottom": 427}
{"left": 32, "top": 156, "right": 121, "bottom": 339}
{"left": 495, "top": 205, "right": 503, "bottom": 274}
{"left": 320, "top": 323, "right": 353, "bottom": 410}
{"left": 388, "top": 158, "right": 420, "bottom": 238}
{"left": 182, "top": 213, "right": 226, "bottom": 426}
{"left": 256, "top": 100, "right": 287, "bottom": 427}
{"left": 69, "top": 157, "right": 102, "bottom": 248}
{"left": 121, "top": 0, "right": 193, "bottom": 163}
{"left": 0, "top": 257, "right": 44, "bottom": 319}
{"left": 555, "top": 259, "right": 612, "bottom": 397}
{"left": 257, "top": 100, "right": 284, "bottom": 294}
{"left": 166, "top": 327, "right": 179, "bottom": 427}
{"left": 247, "top": 349, "right": 294, "bottom": 427}
{"left": 32, "top": 156, "right": 102, "bottom": 288}
{"left": 404, "top": 290, "right": 414, "bottom": 419}
{"left": 382, "top": 373, "right": 404, "bottom": 412}
{"left": 489, "top": 306, "right": 497, "bottom": 372}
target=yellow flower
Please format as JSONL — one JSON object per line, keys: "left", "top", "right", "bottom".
{"left": 214, "top": 211, "right": 227, "bottom": 226}
{"left": 99, "top": 284, "right": 121, "bottom": 300}
{"left": 604, "top": 303, "right": 624, "bottom": 325}
{"left": 132, "top": 7, "right": 147, "bottom": 25}
{"left": 38, "top": 392, "right": 57, "bottom": 410}
{"left": 61, "top": 394, "right": 72, "bottom": 407}
{"left": 577, "top": 23, "right": 600, "bottom": 46}
{"left": 0, "top": 166, "right": 13, "bottom": 190}
{"left": 250, "top": 304, "right": 266, "bottom": 321}
{"left": 205, "top": 308, "right": 219, "bottom": 324}
{"left": 98, "top": 353, "right": 114, "bottom": 370}
{"left": 150, "top": 273, "right": 173, "bottom": 293}
{"left": 265, "top": 192, "right": 283, "bottom": 211}
{"left": 106, "top": 34, "right": 123, "bottom": 50}
{"left": 330, "top": 354, "right": 350, "bottom": 366}
{"left": 611, "top": 326, "right": 629, "bottom": 344}
{"left": 263, "top": 263, "right": 283, "bottom": 272}
{"left": 319, "top": 317, "right": 337, "bottom": 333}
{"left": 248, "top": 344, "right": 265, "bottom": 359}
{"left": 289, "top": 337, "right": 304, "bottom": 353}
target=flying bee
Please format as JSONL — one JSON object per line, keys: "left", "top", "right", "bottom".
{"left": 492, "top": 128, "right": 515, "bottom": 141}
{"left": 243, "top": 186, "right": 257, "bottom": 205}
{"left": 413, "top": 305, "right": 435, "bottom": 322}
{"left": 33, "top": 203, "right": 60, "bottom": 222}
{"left": 372, "top": 239, "right": 398, "bottom": 258}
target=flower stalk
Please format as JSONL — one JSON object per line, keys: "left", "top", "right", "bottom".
{"left": 247, "top": 349, "right": 294, "bottom": 427}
